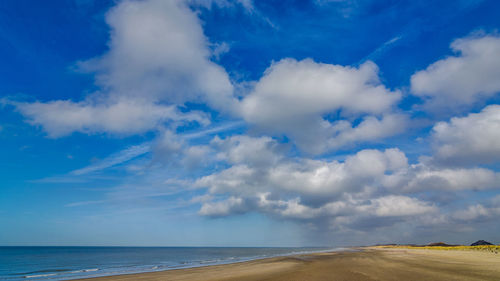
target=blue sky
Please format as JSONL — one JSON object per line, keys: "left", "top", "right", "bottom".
{"left": 1, "top": 0, "right": 500, "bottom": 247}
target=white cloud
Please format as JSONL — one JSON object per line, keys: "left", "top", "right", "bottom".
{"left": 10, "top": 0, "right": 239, "bottom": 138}
{"left": 370, "top": 195, "right": 437, "bottom": 217}
{"left": 182, "top": 145, "right": 213, "bottom": 169}
{"left": 196, "top": 146, "right": 412, "bottom": 214}
{"left": 201, "top": 192, "right": 437, "bottom": 223}
{"left": 431, "top": 104, "right": 500, "bottom": 165}
{"left": 451, "top": 196, "right": 500, "bottom": 222}
{"left": 452, "top": 204, "right": 492, "bottom": 221}
{"left": 256, "top": 195, "right": 323, "bottom": 220}
{"left": 240, "top": 58, "right": 402, "bottom": 153}
{"left": 211, "top": 42, "right": 230, "bottom": 60}
{"left": 12, "top": 99, "right": 207, "bottom": 137}
{"left": 327, "top": 113, "right": 408, "bottom": 150}
{"left": 199, "top": 196, "right": 248, "bottom": 217}
{"left": 153, "top": 130, "right": 186, "bottom": 162}
{"left": 242, "top": 59, "right": 399, "bottom": 121}
{"left": 411, "top": 33, "right": 500, "bottom": 112}
{"left": 404, "top": 166, "right": 500, "bottom": 192}
{"left": 79, "top": 0, "right": 236, "bottom": 111}
{"left": 211, "top": 135, "right": 284, "bottom": 166}
{"left": 150, "top": 129, "right": 219, "bottom": 170}
{"left": 382, "top": 161, "right": 500, "bottom": 193}
{"left": 263, "top": 148, "right": 407, "bottom": 199}
{"left": 194, "top": 137, "right": 500, "bottom": 230}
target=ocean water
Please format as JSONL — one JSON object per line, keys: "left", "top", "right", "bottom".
{"left": 0, "top": 246, "right": 341, "bottom": 280}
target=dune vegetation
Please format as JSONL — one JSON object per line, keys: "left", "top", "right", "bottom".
{"left": 376, "top": 245, "right": 500, "bottom": 253}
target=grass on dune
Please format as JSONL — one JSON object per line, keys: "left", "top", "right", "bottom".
{"left": 376, "top": 245, "right": 500, "bottom": 253}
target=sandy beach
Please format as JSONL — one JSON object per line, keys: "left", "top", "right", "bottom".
{"left": 75, "top": 248, "right": 500, "bottom": 281}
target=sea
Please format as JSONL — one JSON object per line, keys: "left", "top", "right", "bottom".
{"left": 0, "top": 246, "right": 343, "bottom": 280}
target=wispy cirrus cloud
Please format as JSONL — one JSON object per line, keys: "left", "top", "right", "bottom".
{"left": 34, "top": 122, "right": 245, "bottom": 184}
{"left": 71, "top": 143, "right": 152, "bottom": 176}
{"left": 360, "top": 35, "right": 403, "bottom": 63}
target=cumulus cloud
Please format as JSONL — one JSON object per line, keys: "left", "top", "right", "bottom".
{"left": 153, "top": 130, "right": 186, "bottom": 162}
{"left": 196, "top": 138, "right": 427, "bottom": 225}
{"left": 327, "top": 113, "right": 408, "bottom": 150}
{"left": 452, "top": 204, "right": 494, "bottom": 222}
{"left": 201, "top": 192, "right": 437, "bottom": 226}
{"left": 369, "top": 195, "right": 437, "bottom": 217}
{"left": 197, "top": 139, "right": 408, "bottom": 202}
{"left": 451, "top": 195, "right": 500, "bottom": 223}
{"left": 261, "top": 194, "right": 437, "bottom": 221}
{"left": 194, "top": 136, "right": 500, "bottom": 231}
{"left": 199, "top": 196, "right": 249, "bottom": 217}
{"left": 182, "top": 145, "right": 213, "bottom": 169}
{"left": 11, "top": 99, "right": 207, "bottom": 137}
{"left": 79, "top": 0, "right": 236, "bottom": 111}
{"left": 211, "top": 135, "right": 284, "bottom": 166}
{"left": 240, "top": 58, "right": 403, "bottom": 153}
{"left": 242, "top": 59, "right": 400, "bottom": 121}
{"left": 152, "top": 129, "right": 214, "bottom": 169}
{"left": 431, "top": 104, "right": 500, "bottom": 165}
{"left": 390, "top": 165, "right": 500, "bottom": 193}
{"left": 411, "top": 33, "right": 500, "bottom": 112}
{"left": 152, "top": 130, "right": 285, "bottom": 170}
{"left": 11, "top": 0, "right": 238, "bottom": 138}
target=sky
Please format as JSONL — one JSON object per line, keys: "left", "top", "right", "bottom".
{"left": 1, "top": 0, "right": 500, "bottom": 247}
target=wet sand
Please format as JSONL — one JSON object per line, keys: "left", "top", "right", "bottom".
{"left": 76, "top": 248, "right": 500, "bottom": 281}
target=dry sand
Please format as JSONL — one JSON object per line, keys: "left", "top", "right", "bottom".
{"left": 76, "top": 248, "right": 500, "bottom": 281}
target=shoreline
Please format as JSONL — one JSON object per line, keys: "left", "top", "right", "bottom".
{"left": 62, "top": 247, "right": 348, "bottom": 280}
{"left": 73, "top": 247, "right": 500, "bottom": 281}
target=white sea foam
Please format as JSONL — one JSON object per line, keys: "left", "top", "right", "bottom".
{"left": 24, "top": 273, "right": 57, "bottom": 278}
{"left": 71, "top": 268, "right": 99, "bottom": 273}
